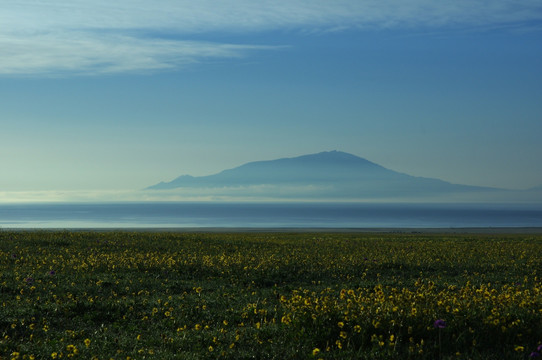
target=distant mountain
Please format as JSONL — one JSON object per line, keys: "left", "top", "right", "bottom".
{"left": 146, "top": 151, "right": 514, "bottom": 201}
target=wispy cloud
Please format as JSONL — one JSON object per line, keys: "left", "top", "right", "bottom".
{"left": 0, "top": 32, "right": 273, "bottom": 75}
{"left": 2, "top": 0, "right": 541, "bottom": 75}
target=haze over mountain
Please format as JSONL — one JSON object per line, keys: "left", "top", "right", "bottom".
{"left": 147, "top": 151, "right": 540, "bottom": 202}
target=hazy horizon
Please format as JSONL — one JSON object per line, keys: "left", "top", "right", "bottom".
{"left": 2, "top": 1, "right": 542, "bottom": 202}
{"left": 1, "top": 150, "right": 542, "bottom": 203}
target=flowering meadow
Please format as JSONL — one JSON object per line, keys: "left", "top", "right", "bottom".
{"left": 1, "top": 230, "right": 541, "bottom": 359}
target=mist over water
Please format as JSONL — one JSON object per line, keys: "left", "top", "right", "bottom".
{"left": 1, "top": 202, "right": 542, "bottom": 229}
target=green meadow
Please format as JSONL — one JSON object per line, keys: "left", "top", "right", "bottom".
{"left": 1, "top": 231, "right": 541, "bottom": 359}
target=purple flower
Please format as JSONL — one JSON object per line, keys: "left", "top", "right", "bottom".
{"left": 48, "top": 270, "right": 56, "bottom": 276}
{"left": 530, "top": 352, "right": 540, "bottom": 358}
{"left": 538, "top": 345, "right": 542, "bottom": 352}
{"left": 434, "top": 319, "right": 446, "bottom": 329}
{"left": 25, "top": 277, "right": 34, "bottom": 284}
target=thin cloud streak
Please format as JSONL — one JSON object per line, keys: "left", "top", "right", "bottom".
{"left": 2, "top": 0, "right": 541, "bottom": 75}
{"left": 0, "top": 32, "right": 276, "bottom": 75}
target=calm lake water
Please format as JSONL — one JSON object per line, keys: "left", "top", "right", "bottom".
{"left": 1, "top": 202, "right": 542, "bottom": 229}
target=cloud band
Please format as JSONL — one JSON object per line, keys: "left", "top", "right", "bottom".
{"left": 1, "top": 0, "right": 541, "bottom": 76}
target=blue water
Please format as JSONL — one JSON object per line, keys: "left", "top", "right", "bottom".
{"left": 0, "top": 202, "right": 541, "bottom": 229}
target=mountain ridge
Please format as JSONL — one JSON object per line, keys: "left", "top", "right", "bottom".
{"left": 146, "top": 151, "right": 514, "bottom": 201}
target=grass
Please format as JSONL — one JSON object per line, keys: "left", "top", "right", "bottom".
{"left": 1, "top": 230, "right": 541, "bottom": 359}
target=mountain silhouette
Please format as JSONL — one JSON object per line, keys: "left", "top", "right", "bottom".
{"left": 146, "top": 151, "right": 506, "bottom": 200}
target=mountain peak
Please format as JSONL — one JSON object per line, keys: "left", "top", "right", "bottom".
{"left": 300, "top": 150, "right": 379, "bottom": 163}
{"left": 230, "top": 150, "right": 385, "bottom": 174}
{"left": 252, "top": 150, "right": 382, "bottom": 166}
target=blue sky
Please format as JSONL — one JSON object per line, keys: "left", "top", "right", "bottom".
{"left": 1, "top": 0, "right": 542, "bottom": 201}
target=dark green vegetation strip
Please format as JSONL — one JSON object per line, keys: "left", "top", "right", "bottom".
{"left": 1, "top": 231, "right": 541, "bottom": 359}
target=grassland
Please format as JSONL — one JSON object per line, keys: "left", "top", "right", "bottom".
{"left": 1, "top": 230, "right": 541, "bottom": 359}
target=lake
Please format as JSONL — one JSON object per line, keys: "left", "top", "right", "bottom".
{"left": 1, "top": 202, "right": 542, "bottom": 229}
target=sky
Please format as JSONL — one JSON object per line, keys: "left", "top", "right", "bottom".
{"left": 1, "top": 0, "right": 542, "bottom": 202}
